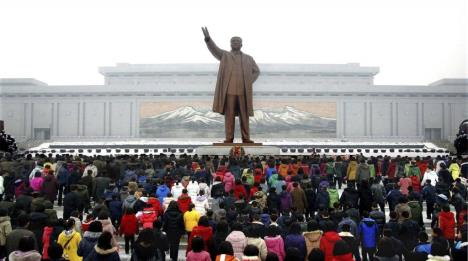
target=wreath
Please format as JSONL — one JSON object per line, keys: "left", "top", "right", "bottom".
{"left": 229, "top": 145, "right": 245, "bottom": 158}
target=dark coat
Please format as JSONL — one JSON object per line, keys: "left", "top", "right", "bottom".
{"left": 284, "top": 234, "right": 307, "bottom": 261}
{"left": 41, "top": 175, "right": 58, "bottom": 202}
{"left": 94, "top": 177, "right": 111, "bottom": 200}
{"left": 77, "top": 231, "right": 101, "bottom": 259}
{"left": 267, "top": 192, "right": 280, "bottom": 211}
{"left": 63, "top": 191, "right": 83, "bottom": 219}
{"left": 162, "top": 205, "right": 184, "bottom": 237}
{"left": 340, "top": 187, "right": 359, "bottom": 208}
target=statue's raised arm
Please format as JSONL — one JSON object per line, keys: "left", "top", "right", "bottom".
{"left": 202, "top": 27, "right": 226, "bottom": 61}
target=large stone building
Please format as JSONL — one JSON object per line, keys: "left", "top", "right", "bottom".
{"left": 0, "top": 63, "right": 466, "bottom": 142}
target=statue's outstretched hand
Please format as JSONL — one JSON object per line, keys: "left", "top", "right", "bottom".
{"left": 201, "top": 27, "right": 210, "bottom": 39}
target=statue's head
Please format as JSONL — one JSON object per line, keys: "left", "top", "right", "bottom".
{"left": 230, "top": 36, "right": 242, "bottom": 51}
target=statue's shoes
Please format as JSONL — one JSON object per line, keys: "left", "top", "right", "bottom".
{"left": 223, "top": 139, "right": 234, "bottom": 143}
{"left": 242, "top": 139, "right": 254, "bottom": 143}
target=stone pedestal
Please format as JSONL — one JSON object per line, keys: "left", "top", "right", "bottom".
{"left": 212, "top": 142, "right": 263, "bottom": 146}
{"left": 196, "top": 144, "right": 279, "bottom": 155}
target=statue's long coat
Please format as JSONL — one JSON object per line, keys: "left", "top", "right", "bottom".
{"left": 205, "top": 38, "right": 260, "bottom": 116}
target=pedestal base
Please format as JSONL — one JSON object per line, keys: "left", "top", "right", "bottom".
{"left": 213, "top": 142, "right": 263, "bottom": 146}
{"left": 196, "top": 144, "right": 279, "bottom": 155}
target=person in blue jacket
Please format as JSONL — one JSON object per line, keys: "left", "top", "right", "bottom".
{"left": 155, "top": 182, "right": 170, "bottom": 204}
{"left": 359, "top": 211, "right": 379, "bottom": 261}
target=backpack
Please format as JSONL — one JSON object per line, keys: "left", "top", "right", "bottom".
{"left": 408, "top": 201, "right": 422, "bottom": 224}
{"left": 325, "top": 163, "right": 335, "bottom": 175}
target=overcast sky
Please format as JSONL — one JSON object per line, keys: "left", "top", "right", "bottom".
{"left": 0, "top": 0, "right": 466, "bottom": 86}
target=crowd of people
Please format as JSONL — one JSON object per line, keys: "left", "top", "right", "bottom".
{"left": 0, "top": 152, "right": 466, "bottom": 261}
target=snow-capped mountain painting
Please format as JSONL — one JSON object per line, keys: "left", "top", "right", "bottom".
{"left": 140, "top": 105, "right": 336, "bottom": 138}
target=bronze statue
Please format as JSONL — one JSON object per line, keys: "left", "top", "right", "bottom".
{"left": 202, "top": 27, "right": 260, "bottom": 143}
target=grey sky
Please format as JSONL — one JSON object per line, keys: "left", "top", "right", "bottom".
{"left": 0, "top": 0, "right": 466, "bottom": 86}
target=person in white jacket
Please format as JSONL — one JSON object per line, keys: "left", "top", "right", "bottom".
{"left": 171, "top": 181, "right": 184, "bottom": 199}
{"left": 193, "top": 190, "right": 210, "bottom": 216}
{"left": 421, "top": 165, "right": 439, "bottom": 187}
{"left": 82, "top": 162, "right": 98, "bottom": 178}
{"left": 187, "top": 180, "right": 199, "bottom": 201}
{"left": 162, "top": 193, "right": 175, "bottom": 212}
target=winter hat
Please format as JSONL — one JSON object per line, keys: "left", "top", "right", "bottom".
{"left": 89, "top": 221, "right": 103, "bottom": 233}
{"left": 333, "top": 240, "right": 352, "bottom": 256}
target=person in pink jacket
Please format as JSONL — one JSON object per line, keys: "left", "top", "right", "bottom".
{"left": 225, "top": 223, "right": 247, "bottom": 260}
{"left": 30, "top": 172, "right": 44, "bottom": 192}
{"left": 398, "top": 174, "right": 412, "bottom": 195}
{"left": 264, "top": 228, "right": 285, "bottom": 261}
{"left": 223, "top": 171, "right": 235, "bottom": 193}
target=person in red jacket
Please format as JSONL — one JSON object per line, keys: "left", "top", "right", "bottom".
{"left": 438, "top": 204, "right": 456, "bottom": 243}
{"left": 187, "top": 216, "right": 213, "bottom": 255}
{"left": 320, "top": 221, "right": 342, "bottom": 261}
{"left": 234, "top": 179, "right": 247, "bottom": 200}
{"left": 178, "top": 189, "right": 192, "bottom": 213}
{"left": 139, "top": 207, "right": 157, "bottom": 229}
{"left": 120, "top": 208, "right": 138, "bottom": 254}
{"left": 147, "top": 197, "right": 162, "bottom": 217}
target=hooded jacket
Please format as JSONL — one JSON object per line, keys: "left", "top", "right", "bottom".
{"left": 264, "top": 235, "right": 285, "bottom": 261}
{"left": 57, "top": 229, "right": 82, "bottom": 261}
{"left": 187, "top": 225, "right": 213, "bottom": 253}
{"left": 356, "top": 163, "right": 371, "bottom": 182}
{"left": 77, "top": 231, "right": 101, "bottom": 259}
{"left": 279, "top": 191, "right": 292, "bottom": 212}
{"left": 162, "top": 204, "right": 184, "bottom": 236}
{"left": 187, "top": 181, "right": 200, "bottom": 200}
{"left": 246, "top": 237, "right": 267, "bottom": 261}
{"left": 155, "top": 184, "right": 170, "bottom": 204}
{"left": 327, "top": 188, "right": 339, "bottom": 208}
{"left": 338, "top": 232, "right": 360, "bottom": 261}
{"left": 346, "top": 161, "right": 358, "bottom": 181}
{"left": 291, "top": 187, "right": 308, "bottom": 212}
{"left": 320, "top": 231, "right": 341, "bottom": 261}
{"left": 303, "top": 230, "right": 322, "bottom": 258}
{"left": 285, "top": 234, "right": 307, "bottom": 261}
{"left": 139, "top": 209, "right": 157, "bottom": 229}
{"left": 339, "top": 187, "right": 359, "bottom": 209}
{"left": 8, "top": 250, "right": 42, "bottom": 261}
{"left": 122, "top": 195, "right": 137, "bottom": 211}
{"left": 184, "top": 209, "right": 200, "bottom": 232}
{"left": 359, "top": 218, "right": 378, "bottom": 249}
{"left": 171, "top": 183, "right": 184, "bottom": 199}
{"left": 41, "top": 174, "right": 58, "bottom": 202}
{"left": 177, "top": 194, "right": 192, "bottom": 213}
{"left": 194, "top": 195, "right": 209, "bottom": 216}
{"left": 438, "top": 211, "right": 455, "bottom": 240}
{"left": 226, "top": 231, "right": 247, "bottom": 260}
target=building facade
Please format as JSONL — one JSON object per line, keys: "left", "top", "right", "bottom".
{"left": 0, "top": 63, "right": 466, "bottom": 141}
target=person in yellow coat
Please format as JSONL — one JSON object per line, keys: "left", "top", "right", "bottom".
{"left": 184, "top": 203, "right": 200, "bottom": 238}
{"left": 449, "top": 158, "right": 461, "bottom": 181}
{"left": 58, "top": 219, "right": 82, "bottom": 261}
{"left": 346, "top": 156, "right": 358, "bottom": 184}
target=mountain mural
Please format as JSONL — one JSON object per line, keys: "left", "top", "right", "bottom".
{"left": 140, "top": 106, "right": 336, "bottom": 138}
